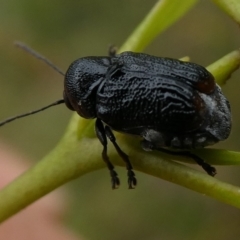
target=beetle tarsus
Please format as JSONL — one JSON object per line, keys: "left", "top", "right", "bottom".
{"left": 95, "top": 118, "right": 137, "bottom": 188}
{"left": 110, "top": 170, "right": 120, "bottom": 189}
{"left": 187, "top": 153, "right": 217, "bottom": 176}
{"left": 128, "top": 170, "right": 137, "bottom": 189}
{"left": 141, "top": 140, "right": 216, "bottom": 176}
{"left": 102, "top": 145, "right": 121, "bottom": 189}
{"left": 95, "top": 119, "right": 121, "bottom": 188}
{"left": 105, "top": 126, "right": 137, "bottom": 189}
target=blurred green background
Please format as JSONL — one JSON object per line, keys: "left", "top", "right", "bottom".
{"left": 1, "top": 0, "right": 240, "bottom": 239}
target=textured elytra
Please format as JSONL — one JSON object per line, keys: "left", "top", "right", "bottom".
{"left": 64, "top": 51, "right": 231, "bottom": 149}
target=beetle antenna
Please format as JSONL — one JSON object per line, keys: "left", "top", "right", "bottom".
{"left": 15, "top": 41, "right": 65, "bottom": 76}
{"left": 0, "top": 99, "right": 65, "bottom": 127}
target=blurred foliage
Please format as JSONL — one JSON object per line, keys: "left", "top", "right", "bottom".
{"left": 0, "top": 0, "right": 240, "bottom": 240}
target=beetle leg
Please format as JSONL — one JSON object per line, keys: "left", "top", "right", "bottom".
{"left": 108, "top": 45, "right": 118, "bottom": 57}
{"left": 141, "top": 140, "right": 216, "bottom": 176}
{"left": 105, "top": 126, "right": 137, "bottom": 189}
{"left": 95, "top": 119, "right": 120, "bottom": 189}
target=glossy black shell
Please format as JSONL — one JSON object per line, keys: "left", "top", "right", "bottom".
{"left": 64, "top": 52, "right": 231, "bottom": 149}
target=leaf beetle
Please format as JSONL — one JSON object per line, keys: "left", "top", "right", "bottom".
{"left": 0, "top": 44, "right": 232, "bottom": 189}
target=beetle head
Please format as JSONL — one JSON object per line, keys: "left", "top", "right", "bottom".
{"left": 63, "top": 57, "right": 111, "bottom": 119}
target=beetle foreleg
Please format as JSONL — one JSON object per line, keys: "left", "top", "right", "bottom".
{"left": 141, "top": 140, "right": 216, "bottom": 176}
{"left": 108, "top": 45, "right": 118, "bottom": 57}
{"left": 95, "top": 119, "right": 120, "bottom": 189}
{"left": 105, "top": 126, "right": 137, "bottom": 189}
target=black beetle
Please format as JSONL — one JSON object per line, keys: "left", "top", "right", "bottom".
{"left": 0, "top": 49, "right": 232, "bottom": 189}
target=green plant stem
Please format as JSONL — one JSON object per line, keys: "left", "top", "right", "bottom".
{"left": 119, "top": 0, "right": 199, "bottom": 52}
{"left": 207, "top": 49, "right": 240, "bottom": 86}
{"left": 0, "top": 0, "right": 240, "bottom": 223}
{"left": 212, "top": 0, "right": 240, "bottom": 24}
{"left": 1, "top": 117, "right": 240, "bottom": 222}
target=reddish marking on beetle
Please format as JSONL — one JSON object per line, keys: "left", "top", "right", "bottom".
{"left": 196, "top": 76, "right": 216, "bottom": 94}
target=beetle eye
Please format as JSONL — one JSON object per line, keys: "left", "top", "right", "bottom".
{"left": 63, "top": 91, "right": 75, "bottom": 111}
